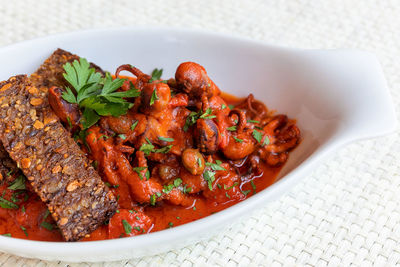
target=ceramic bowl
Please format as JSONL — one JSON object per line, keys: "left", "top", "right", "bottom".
{"left": 0, "top": 27, "right": 396, "bottom": 262}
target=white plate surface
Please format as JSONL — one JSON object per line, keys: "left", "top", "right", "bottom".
{"left": 0, "top": 27, "right": 396, "bottom": 262}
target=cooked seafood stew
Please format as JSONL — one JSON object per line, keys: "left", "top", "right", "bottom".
{"left": 0, "top": 49, "right": 300, "bottom": 241}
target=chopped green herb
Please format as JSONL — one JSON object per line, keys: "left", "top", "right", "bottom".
{"left": 225, "top": 192, "right": 231, "bottom": 199}
{"left": 150, "top": 194, "right": 157, "bottom": 206}
{"left": 224, "top": 182, "right": 239, "bottom": 190}
{"left": 168, "top": 222, "right": 174, "bottom": 228}
{"left": 193, "top": 206, "right": 197, "bottom": 211}
{"left": 0, "top": 197, "right": 19, "bottom": 209}
{"left": 241, "top": 189, "right": 251, "bottom": 196}
{"left": 252, "top": 129, "right": 263, "bottom": 144}
{"left": 116, "top": 209, "right": 120, "bottom": 213}
{"left": 217, "top": 184, "right": 222, "bottom": 189}
{"left": 163, "top": 178, "right": 182, "bottom": 194}
{"left": 43, "top": 209, "right": 50, "bottom": 220}
{"left": 262, "top": 136, "right": 270, "bottom": 146}
{"left": 116, "top": 195, "right": 120, "bottom": 202}
{"left": 6, "top": 170, "right": 12, "bottom": 177}
{"left": 133, "top": 226, "right": 141, "bottom": 232}
{"left": 199, "top": 108, "right": 216, "bottom": 119}
{"left": 183, "top": 108, "right": 216, "bottom": 132}
{"left": 203, "top": 170, "right": 216, "bottom": 190}
{"left": 233, "top": 136, "right": 243, "bottom": 143}
{"left": 129, "top": 210, "right": 134, "bottom": 213}
{"left": 2, "top": 233, "right": 11, "bottom": 237}
{"left": 20, "top": 226, "right": 28, "bottom": 236}
{"left": 250, "top": 180, "right": 257, "bottom": 194}
{"left": 227, "top": 126, "right": 237, "bottom": 131}
{"left": 197, "top": 158, "right": 202, "bottom": 168}
{"left": 122, "top": 219, "right": 132, "bottom": 235}
{"left": 40, "top": 221, "right": 54, "bottom": 231}
{"left": 21, "top": 205, "right": 25, "bottom": 213}
{"left": 205, "top": 161, "right": 226, "bottom": 171}
{"left": 150, "top": 89, "right": 159, "bottom": 106}
{"left": 221, "top": 104, "right": 227, "bottom": 109}
{"left": 176, "top": 216, "right": 181, "bottom": 220}
{"left": 132, "top": 166, "right": 147, "bottom": 180}
{"left": 182, "top": 185, "right": 192, "bottom": 194}
{"left": 173, "top": 178, "right": 182, "bottom": 187}
{"left": 92, "top": 160, "right": 99, "bottom": 169}
{"left": 158, "top": 136, "right": 174, "bottom": 142}
{"left": 149, "top": 68, "right": 163, "bottom": 83}
{"left": 118, "top": 134, "right": 126, "bottom": 140}
{"left": 139, "top": 143, "right": 155, "bottom": 155}
{"left": 228, "top": 104, "right": 235, "bottom": 109}
{"left": 247, "top": 119, "right": 260, "bottom": 124}
{"left": 131, "top": 120, "right": 139, "bottom": 131}
{"left": 154, "top": 145, "right": 173, "bottom": 154}
{"left": 135, "top": 216, "right": 140, "bottom": 220}
{"left": 66, "top": 116, "right": 72, "bottom": 128}
{"left": 7, "top": 175, "right": 26, "bottom": 190}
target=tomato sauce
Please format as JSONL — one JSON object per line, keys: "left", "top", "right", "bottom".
{"left": 0, "top": 66, "right": 299, "bottom": 241}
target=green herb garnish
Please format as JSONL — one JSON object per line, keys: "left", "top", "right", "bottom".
{"left": 2, "top": 233, "right": 11, "bottom": 237}
{"left": 154, "top": 145, "right": 173, "bottom": 154}
{"left": 0, "top": 197, "right": 19, "bottom": 209}
{"left": 182, "top": 185, "right": 192, "bottom": 194}
{"left": 7, "top": 175, "right": 26, "bottom": 190}
{"left": 183, "top": 108, "right": 216, "bottom": 132}
{"left": 252, "top": 129, "right": 263, "bottom": 144}
{"left": 227, "top": 126, "right": 237, "bottom": 131}
{"left": 262, "top": 136, "right": 270, "bottom": 146}
{"left": 20, "top": 226, "right": 28, "bottom": 236}
{"left": 203, "top": 170, "right": 216, "bottom": 190}
{"left": 40, "top": 221, "right": 54, "bottom": 231}
{"left": 205, "top": 161, "right": 226, "bottom": 171}
{"left": 150, "top": 194, "right": 157, "bottom": 206}
{"left": 224, "top": 182, "right": 239, "bottom": 191}
{"left": 250, "top": 180, "right": 257, "bottom": 194}
{"left": 149, "top": 89, "right": 159, "bottom": 106}
{"left": 233, "top": 136, "right": 243, "bottom": 143}
{"left": 149, "top": 68, "right": 163, "bottom": 83}
{"left": 122, "top": 219, "right": 132, "bottom": 235}
{"left": 162, "top": 178, "right": 182, "bottom": 194}
{"left": 131, "top": 120, "right": 138, "bottom": 131}
{"left": 158, "top": 136, "right": 174, "bottom": 142}
{"left": 62, "top": 58, "right": 140, "bottom": 129}
{"left": 132, "top": 166, "right": 147, "bottom": 180}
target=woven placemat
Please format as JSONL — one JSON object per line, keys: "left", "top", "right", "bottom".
{"left": 0, "top": 0, "right": 399, "bottom": 266}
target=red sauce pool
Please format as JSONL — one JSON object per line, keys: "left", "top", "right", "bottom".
{"left": 0, "top": 92, "right": 283, "bottom": 241}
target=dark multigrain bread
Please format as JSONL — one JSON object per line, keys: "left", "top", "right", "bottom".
{"left": 0, "top": 143, "right": 21, "bottom": 183}
{"left": 30, "top": 48, "right": 104, "bottom": 89}
{"left": 0, "top": 75, "right": 117, "bottom": 241}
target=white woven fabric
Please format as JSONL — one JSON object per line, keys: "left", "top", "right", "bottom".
{"left": 0, "top": 0, "right": 399, "bottom": 266}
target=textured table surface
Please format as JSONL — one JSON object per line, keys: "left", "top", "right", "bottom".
{"left": 0, "top": 0, "right": 399, "bottom": 266}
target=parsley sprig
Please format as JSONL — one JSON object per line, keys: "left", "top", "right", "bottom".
{"left": 62, "top": 58, "right": 140, "bottom": 129}
{"left": 183, "top": 108, "right": 216, "bottom": 132}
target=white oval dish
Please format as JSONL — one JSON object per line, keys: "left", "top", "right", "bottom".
{"left": 0, "top": 27, "right": 396, "bottom": 262}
